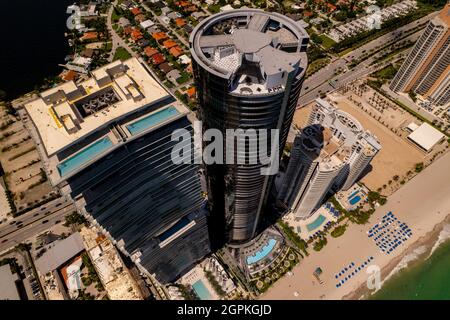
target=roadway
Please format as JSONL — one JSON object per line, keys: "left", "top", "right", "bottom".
{"left": 107, "top": 1, "right": 138, "bottom": 62}
{"left": 0, "top": 198, "right": 75, "bottom": 252}
{"left": 299, "top": 11, "right": 439, "bottom": 107}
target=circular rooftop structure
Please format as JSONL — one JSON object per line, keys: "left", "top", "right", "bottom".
{"left": 189, "top": 9, "right": 309, "bottom": 81}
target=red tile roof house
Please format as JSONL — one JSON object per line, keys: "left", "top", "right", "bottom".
{"left": 60, "top": 70, "right": 79, "bottom": 82}
{"left": 80, "top": 31, "right": 98, "bottom": 41}
{"left": 152, "top": 32, "right": 169, "bottom": 43}
{"left": 151, "top": 53, "right": 166, "bottom": 65}
{"left": 131, "top": 29, "right": 144, "bottom": 42}
{"left": 175, "top": 1, "right": 191, "bottom": 8}
{"left": 186, "top": 86, "right": 196, "bottom": 100}
{"left": 163, "top": 39, "right": 178, "bottom": 50}
{"left": 123, "top": 26, "right": 134, "bottom": 36}
{"left": 130, "top": 7, "right": 142, "bottom": 16}
{"left": 144, "top": 46, "right": 159, "bottom": 58}
{"left": 326, "top": 3, "right": 337, "bottom": 12}
{"left": 175, "top": 18, "right": 186, "bottom": 28}
{"left": 169, "top": 46, "right": 184, "bottom": 58}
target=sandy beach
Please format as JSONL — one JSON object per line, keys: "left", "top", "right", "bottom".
{"left": 260, "top": 150, "right": 450, "bottom": 300}
{"left": 345, "top": 214, "right": 450, "bottom": 300}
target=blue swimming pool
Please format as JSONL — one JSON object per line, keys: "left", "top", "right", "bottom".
{"left": 246, "top": 238, "right": 277, "bottom": 265}
{"left": 126, "top": 106, "right": 179, "bottom": 136}
{"left": 307, "top": 214, "right": 326, "bottom": 232}
{"left": 348, "top": 190, "right": 359, "bottom": 199}
{"left": 57, "top": 137, "right": 113, "bottom": 176}
{"left": 192, "top": 280, "right": 212, "bottom": 300}
{"left": 349, "top": 195, "right": 362, "bottom": 205}
{"left": 158, "top": 217, "right": 190, "bottom": 242}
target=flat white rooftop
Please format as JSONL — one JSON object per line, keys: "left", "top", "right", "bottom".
{"left": 25, "top": 58, "right": 171, "bottom": 156}
{"left": 35, "top": 233, "right": 85, "bottom": 275}
{"left": 0, "top": 265, "right": 20, "bottom": 300}
{"left": 408, "top": 123, "right": 445, "bottom": 152}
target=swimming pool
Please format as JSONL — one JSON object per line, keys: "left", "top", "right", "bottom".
{"left": 126, "top": 106, "right": 179, "bottom": 136}
{"left": 307, "top": 214, "right": 326, "bottom": 232}
{"left": 246, "top": 238, "right": 277, "bottom": 265}
{"left": 349, "top": 195, "right": 362, "bottom": 205}
{"left": 57, "top": 137, "right": 113, "bottom": 176}
{"left": 192, "top": 280, "right": 212, "bottom": 300}
{"left": 158, "top": 217, "right": 190, "bottom": 242}
{"left": 348, "top": 190, "right": 359, "bottom": 199}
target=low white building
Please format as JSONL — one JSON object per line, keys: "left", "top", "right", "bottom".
{"left": 140, "top": 19, "right": 155, "bottom": 29}
{"left": 178, "top": 54, "right": 191, "bottom": 65}
{"left": 118, "top": 17, "right": 131, "bottom": 28}
{"left": 66, "top": 56, "right": 93, "bottom": 74}
{"left": 160, "top": 15, "right": 171, "bottom": 25}
{"left": 407, "top": 123, "right": 445, "bottom": 152}
{"left": 220, "top": 4, "right": 234, "bottom": 12}
{"left": 0, "top": 265, "right": 20, "bottom": 300}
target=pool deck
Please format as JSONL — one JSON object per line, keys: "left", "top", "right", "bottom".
{"left": 335, "top": 184, "right": 369, "bottom": 211}
{"left": 22, "top": 58, "right": 191, "bottom": 189}
{"left": 246, "top": 238, "right": 277, "bottom": 265}
{"left": 283, "top": 206, "right": 338, "bottom": 240}
{"left": 24, "top": 58, "right": 175, "bottom": 156}
{"left": 179, "top": 265, "right": 218, "bottom": 300}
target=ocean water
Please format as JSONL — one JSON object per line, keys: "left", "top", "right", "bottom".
{"left": 0, "top": 0, "right": 74, "bottom": 99}
{"left": 372, "top": 230, "right": 450, "bottom": 300}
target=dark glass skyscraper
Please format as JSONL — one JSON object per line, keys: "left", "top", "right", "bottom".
{"left": 25, "top": 58, "right": 210, "bottom": 283}
{"left": 190, "top": 9, "right": 309, "bottom": 246}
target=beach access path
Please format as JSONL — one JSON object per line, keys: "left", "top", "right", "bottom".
{"left": 261, "top": 149, "right": 450, "bottom": 300}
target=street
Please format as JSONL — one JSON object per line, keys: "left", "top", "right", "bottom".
{"left": 299, "top": 11, "right": 438, "bottom": 107}
{"left": 0, "top": 198, "right": 75, "bottom": 252}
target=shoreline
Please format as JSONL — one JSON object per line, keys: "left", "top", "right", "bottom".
{"left": 344, "top": 213, "right": 450, "bottom": 300}
{"left": 261, "top": 151, "right": 450, "bottom": 300}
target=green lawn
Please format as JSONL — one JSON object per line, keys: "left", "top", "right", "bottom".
{"left": 318, "top": 34, "right": 336, "bottom": 50}
{"left": 111, "top": 8, "right": 122, "bottom": 23}
{"left": 338, "top": 47, "right": 353, "bottom": 57}
{"left": 208, "top": 4, "right": 220, "bottom": 14}
{"left": 373, "top": 65, "right": 397, "bottom": 80}
{"left": 104, "top": 42, "right": 113, "bottom": 52}
{"left": 306, "top": 57, "right": 330, "bottom": 77}
{"left": 113, "top": 47, "right": 131, "bottom": 61}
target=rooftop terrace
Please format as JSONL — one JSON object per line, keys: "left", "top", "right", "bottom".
{"left": 190, "top": 9, "right": 309, "bottom": 95}
{"left": 25, "top": 58, "right": 171, "bottom": 156}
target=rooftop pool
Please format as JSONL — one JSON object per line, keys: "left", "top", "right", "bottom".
{"left": 246, "top": 238, "right": 277, "bottom": 265}
{"left": 192, "top": 280, "right": 212, "bottom": 300}
{"left": 126, "top": 106, "right": 179, "bottom": 136}
{"left": 57, "top": 137, "right": 113, "bottom": 176}
{"left": 307, "top": 214, "right": 326, "bottom": 232}
{"left": 158, "top": 217, "right": 190, "bottom": 242}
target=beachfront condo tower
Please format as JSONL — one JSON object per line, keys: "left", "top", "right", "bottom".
{"left": 24, "top": 58, "right": 210, "bottom": 284}
{"left": 189, "top": 9, "right": 309, "bottom": 246}
{"left": 389, "top": 4, "right": 450, "bottom": 106}
{"left": 278, "top": 99, "right": 381, "bottom": 219}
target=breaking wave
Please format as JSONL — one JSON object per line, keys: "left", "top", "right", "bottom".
{"left": 428, "top": 224, "right": 450, "bottom": 259}
{"left": 371, "top": 245, "right": 428, "bottom": 295}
